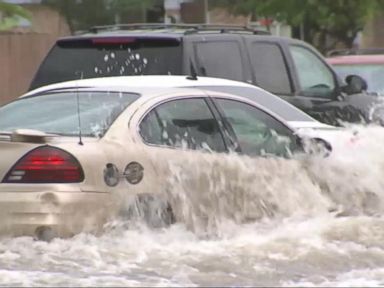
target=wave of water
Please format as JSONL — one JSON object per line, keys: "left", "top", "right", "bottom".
{"left": 2, "top": 125, "right": 384, "bottom": 286}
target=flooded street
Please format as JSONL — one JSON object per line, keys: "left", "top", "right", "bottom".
{"left": 1, "top": 125, "right": 384, "bottom": 287}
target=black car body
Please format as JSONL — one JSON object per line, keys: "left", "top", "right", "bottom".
{"left": 29, "top": 24, "right": 379, "bottom": 126}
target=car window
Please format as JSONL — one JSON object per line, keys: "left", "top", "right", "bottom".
{"left": 290, "top": 45, "right": 335, "bottom": 98}
{"left": 30, "top": 38, "right": 183, "bottom": 90}
{"left": 194, "top": 41, "right": 244, "bottom": 81}
{"left": 192, "top": 85, "right": 316, "bottom": 122}
{"left": 140, "top": 98, "right": 226, "bottom": 152}
{"left": 214, "top": 98, "right": 300, "bottom": 157}
{"left": 250, "top": 42, "right": 292, "bottom": 95}
{"left": 0, "top": 91, "right": 139, "bottom": 137}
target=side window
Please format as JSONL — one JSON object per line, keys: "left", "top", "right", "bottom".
{"left": 251, "top": 42, "right": 292, "bottom": 95}
{"left": 214, "top": 98, "right": 300, "bottom": 157}
{"left": 290, "top": 45, "right": 335, "bottom": 98}
{"left": 140, "top": 98, "right": 226, "bottom": 152}
{"left": 194, "top": 41, "right": 244, "bottom": 81}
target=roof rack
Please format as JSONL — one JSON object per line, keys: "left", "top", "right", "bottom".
{"left": 327, "top": 48, "right": 384, "bottom": 57}
{"left": 87, "top": 23, "right": 270, "bottom": 35}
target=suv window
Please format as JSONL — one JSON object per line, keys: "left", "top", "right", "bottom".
{"left": 140, "top": 98, "right": 226, "bottom": 152}
{"left": 30, "top": 38, "right": 183, "bottom": 90}
{"left": 290, "top": 45, "right": 335, "bottom": 98}
{"left": 214, "top": 98, "right": 299, "bottom": 157}
{"left": 194, "top": 41, "right": 244, "bottom": 81}
{"left": 250, "top": 42, "right": 292, "bottom": 95}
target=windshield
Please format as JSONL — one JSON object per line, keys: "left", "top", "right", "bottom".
{"left": 30, "top": 37, "right": 183, "bottom": 90}
{"left": 0, "top": 91, "right": 139, "bottom": 137}
{"left": 196, "top": 86, "right": 316, "bottom": 122}
{"left": 332, "top": 64, "right": 384, "bottom": 95}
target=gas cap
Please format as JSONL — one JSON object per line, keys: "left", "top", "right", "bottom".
{"left": 124, "top": 162, "right": 144, "bottom": 184}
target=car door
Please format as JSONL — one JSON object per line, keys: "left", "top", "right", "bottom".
{"left": 135, "top": 95, "right": 231, "bottom": 205}
{"left": 210, "top": 97, "right": 302, "bottom": 158}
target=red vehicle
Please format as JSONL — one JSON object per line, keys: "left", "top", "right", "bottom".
{"left": 327, "top": 50, "right": 384, "bottom": 95}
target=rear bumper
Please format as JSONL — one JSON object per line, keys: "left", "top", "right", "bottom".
{"left": 0, "top": 191, "right": 112, "bottom": 239}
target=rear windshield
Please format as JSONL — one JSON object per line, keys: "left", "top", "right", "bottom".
{"left": 30, "top": 37, "right": 183, "bottom": 90}
{"left": 0, "top": 91, "right": 139, "bottom": 137}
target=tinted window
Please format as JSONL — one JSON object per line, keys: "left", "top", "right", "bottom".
{"left": 140, "top": 98, "right": 226, "bottom": 152}
{"left": 194, "top": 41, "right": 244, "bottom": 81}
{"left": 251, "top": 42, "right": 292, "bottom": 94}
{"left": 0, "top": 91, "right": 138, "bottom": 137}
{"left": 290, "top": 45, "right": 335, "bottom": 98}
{"left": 214, "top": 98, "right": 300, "bottom": 157}
{"left": 193, "top": 85, "right": 315, "bottom": 122}
{"left": 30, "top": 38, "right": 182, "bottom": 90}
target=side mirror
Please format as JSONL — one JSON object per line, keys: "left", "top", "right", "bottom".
{"left": 301, "top": 137, "right": 332, "bottom": 157}
{"left": 342, "top": 74, "right": 368, "bottom": 95}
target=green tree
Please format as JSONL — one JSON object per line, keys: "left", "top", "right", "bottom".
{"left": 0, "top": 1, "right": 31, "bottom": 31}
{"left": 42, "top": 0, "right": 158, "bottom": 33}
{"left": 212, "top": 0, "right": 383, "bottom": 53}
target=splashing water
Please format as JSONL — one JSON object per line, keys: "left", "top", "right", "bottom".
{"left": 2, "top": 125, "right": 384, "bottom": 286}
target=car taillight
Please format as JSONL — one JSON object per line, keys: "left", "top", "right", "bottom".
{"left": 3, "top": 146, "right": 84, "bottom": 183}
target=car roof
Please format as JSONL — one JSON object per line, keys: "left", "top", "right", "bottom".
{"left": 327, "top": 54, "right": 384, "bottom": 65}
{"left": 57, "top": 23, "right": 302, "bottom": 45}
{"left": 24, "top": 75, "right": 256, "bottom": 97}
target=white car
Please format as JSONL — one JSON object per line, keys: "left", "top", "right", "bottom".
{"left": 25, "top": 75, "right": 356, "bottom": 152}
{"left": 0, "top": 77, "right": 348, "bottom": 240}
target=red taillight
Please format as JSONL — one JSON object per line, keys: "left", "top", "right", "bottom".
{"left": 3, "top": 146, "right": 84, "bottom": 183}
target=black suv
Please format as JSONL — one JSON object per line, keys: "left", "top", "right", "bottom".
{"left": 30, "top": 24, "right": 375, "bottom": 126}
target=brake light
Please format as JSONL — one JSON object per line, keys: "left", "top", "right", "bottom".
{"left": 3, "top": 146, "right": 84, "bottom": 183}
{"left": 91, "top": 37, "right": 136, "bottom": 44}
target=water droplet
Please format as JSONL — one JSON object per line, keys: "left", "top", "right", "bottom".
{"left": 135, "top": 53, "right": 140, "bottom": 60}
{"left": 104, "top": 54, "right": 109, "bottom": 62}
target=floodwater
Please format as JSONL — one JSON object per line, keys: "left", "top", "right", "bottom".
{"left": 2, "top": 125, "right": 384, "bottom": 287}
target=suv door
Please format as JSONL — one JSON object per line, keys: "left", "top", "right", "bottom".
{"left": 185, "top": 34, "right": 253, "bottom": 84}
{"left": 286, "top": 43, "right": 367, "bottom": 125}
{"left": 245, "top": 38, "right": 366, "bottom": 125}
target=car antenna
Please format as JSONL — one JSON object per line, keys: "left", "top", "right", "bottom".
{"left": 186, "top": 59, "right": 198, "bottom": 80}
{"left": 75, "top": 71, "right": 83, "bottom": 146}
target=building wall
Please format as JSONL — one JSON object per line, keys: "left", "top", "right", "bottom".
{"left": 0, "top": 4, "right": 70, "bottom": 105}
{"left": 361, "top": 11, "right": 384, "bottom": 48}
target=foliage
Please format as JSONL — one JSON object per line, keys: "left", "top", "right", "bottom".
{"left": 0, "top": 1, "right": 31, "bottom": 31}
{"left": 42, "top": 0, "right": 157, "bottom": 33}
{"left": 211, "top": 0, "right": 384, "bottom": 53}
